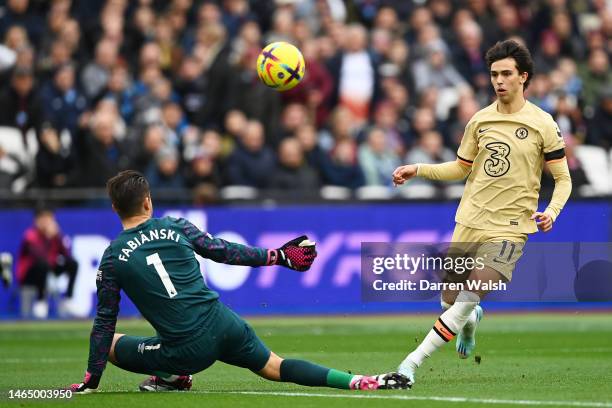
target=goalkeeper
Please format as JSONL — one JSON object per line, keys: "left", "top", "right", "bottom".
{"left": 67, "top": 170, "right": 408, "bottom": 393}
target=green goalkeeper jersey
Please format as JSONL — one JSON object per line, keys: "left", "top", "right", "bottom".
{"left": 87, "top": 216, "right": 270, "bottom": 375}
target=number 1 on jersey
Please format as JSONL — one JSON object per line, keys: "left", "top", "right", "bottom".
{"left": 146, "top": 252, "right": 178, "bottom": 298}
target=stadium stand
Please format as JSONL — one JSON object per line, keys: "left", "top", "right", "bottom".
{"left": 0, "top": 0, "right": 609, "bottom": 205}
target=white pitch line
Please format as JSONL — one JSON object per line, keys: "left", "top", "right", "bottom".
{"left": 191, "top": 391, "right": 612, "bottom": 408}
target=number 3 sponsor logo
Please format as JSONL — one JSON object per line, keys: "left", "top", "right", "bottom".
{"left": 484, "top": 142, "right": 511, "bottom": 177}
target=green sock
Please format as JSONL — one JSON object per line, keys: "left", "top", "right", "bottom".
{"left": 326, "top": 369, "right": 355, "bottom": 390}
{"left": 279, "top": 359, "right": 355, "bottom": 389}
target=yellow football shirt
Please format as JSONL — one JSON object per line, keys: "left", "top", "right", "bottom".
{"left": 456, "top": 100, "right": 566, "bottom": 233}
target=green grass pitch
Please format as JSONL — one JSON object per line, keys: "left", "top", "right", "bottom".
{"left": 1, "top": 313, "right": 611, "bottom": 407}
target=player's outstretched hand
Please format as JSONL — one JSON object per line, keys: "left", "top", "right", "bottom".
{"left": 68, "top": 371, "right": 100, "bottom": 394}
{"left": 392, "top": 164, "right": 418, "bottom": 186}
{"left": 273, "top": 235, "right": 317, "bottom": 272}
{"left": 531, "top": 212, "right": 553, "bottom": 232}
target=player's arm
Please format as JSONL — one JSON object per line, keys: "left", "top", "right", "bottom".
{"left": 393, "top": 122, "right": 476, "bottom": 185}
{"left": 532, "top": 150, "right": 572, "bottom": 232}
{"left": 393, "top": 159, "right": 472, "bottom": 185}
{"left": 178, "top": 218, "right": 317, "bottom": 272}
{"left": 69, "top": 248, "right": 120, "bottom": 392}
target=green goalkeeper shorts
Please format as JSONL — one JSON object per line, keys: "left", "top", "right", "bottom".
{"left": 114, "top": 301, "right": 271, "bottom": 375}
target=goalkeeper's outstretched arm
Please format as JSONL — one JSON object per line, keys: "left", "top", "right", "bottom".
{"left": 392, "top": 159, "right": 471, "bottom": 185}
{"left": 177, "top": 218, "right": 317, "bottom": 272}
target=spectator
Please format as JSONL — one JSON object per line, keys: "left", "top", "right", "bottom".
{"left": 557, "top": 58, "right": 582, "bottom": 99}
{"left": 448, "top": 94, "right": 480, "bottom": 149}
{"left": 3, "top": 24, "right": 29, "bottom": 54}
{"left": 429, "top": 0, "right": 454, "bottom": 37}
{"left": 192, "top": 23, "right": 233, "bottom": 129}
{"left": 219, "top": 109, "right": 247, "bottom": 156}
{"left": 0, "top": 145, "right": 27, "bottom": 190}
{"left": 35, "top": 124, "right": 73, "bottom": 188}
{"left": 376, "top": 100, "right": 407, "bottom": 151}
{"left": 264, "top": 7, "right": 295, "bottom": 44}
{"left": 39, "top": 63, "right": 88, "bottom": 134}
{"left": 38, "top": 39, "right": 72, "bottom": 81}
{"left": 281, "top": 40, "right": 334, "bottom": 128}
{"left": 383, "top": 38, "right": 414, "bottom": 96}
{"left": 552, "top": 92, "right": 584, "bottom": 140}
{"left": 146, "top": 146, "right": 184, "bottom": 189}
{"left": 130, "top": 123, "right": 168, "bottom": 173}
{"left": 321, "top": 138, "right": 365, "bottom": 189}
{"left": 80, "top": 39, "right": 119, "bottom": 100}
{"left": 0, "top": 0, "right": 43, "bottom": 46}
{"left": 58, "top": 19, "right": 84, "bottom": 62}
{"left": 550, "top": 10, "right": 583, "bottom": 59}
{"left": 73, "top": 110, "right": 129, "bottom": 186}
{"left": 39, "top": 3, "right": 71, "bottom": 58}
{"left": 173, "top": 55, "right": 206, "bottom": 123}
{"left": 125, "top": 6, "right": 156, "bottom": 60}
{"left": 318, "top": 106, "right": 357, "bottom": 151}
{"left": 185, "top": 150, "right": 222, "bottom": 190}
{"left": 492, "top": 4, "right": 527, "bottom": 44}
{"left": 0, "top": 25, "right": 23, "bottom": 73}
{"left": 579, "top": 48, "right": 611, "bottom": 113}
{"left": 295, "top": 123, "right": 327, "bottom": 180}
{"left": 534, "top": 31, "right": 563, "bottom": 75}
{"left": 101, "top": 64, "right": 136, "bottom": 123}
{"left": 373, "top": 6, "right": 402, "bottom": 34}
{"left": 404, "top": 130, "right": 455, "bottom": 187}
{"left": 163, "top": 100, "right": 189, "bottom": 137}
{"left": 404, "top": 6, "right": 433, "bottom": 49}
{"left": 154, "top": 16, "right": 182, "bottom": 74}
{"left": 528, "top": 75, "right": 555, "bottom": 114}
{"left": 221, "top": 0, "right": 254, "bottom": 39}
{"left": 269, "top": 137, "right": 320, "bottom": 191}
{"left": 184, "top": 128, "right": 226, "bottom": 177}
{"left": 452, "top": 20, "right": 488, "bottom": 90}
{"left": 225, "top": 120, "right": 275, "bottom": 188}
{"left": 274, "top": 103, "right": 310, "bottom": 147}
{"left": 407, "top": 107, "right": 438, "bottom": 147}
{"left": 0, "top": 66, "right": 43, "bottom": 136}
{"left": 226, "top": 45, "right": 282, "bottom": 144}
{"left": 16, "top": 208, "right": 78, "bottom": 319}
{"left": 328, "top": 23, "right": 380, "bottom": 126}
{"left": 587, "top": 86, "right": 612, "bottom": 149}
{"left": 358, "top": 127, "right": 400, "bottom": 186}
{"left": 412, "top": 43, "right": 468, "bottom": 120}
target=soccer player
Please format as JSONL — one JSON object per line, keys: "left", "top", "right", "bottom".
{"left": 391, "top": 40, "right": 572, "bottom": 385}
{"left": 67, "top": 170, "right": 408, "bottom": 392}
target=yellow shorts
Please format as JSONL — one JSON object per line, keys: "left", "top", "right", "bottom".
{"left": 449, "top": 223, "right": 528, "bottom": 281}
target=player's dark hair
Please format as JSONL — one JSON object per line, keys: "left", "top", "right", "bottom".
{"left": 485, "top": 40, "right": 534, "bottom": 90}
{"left": 106, "top": 170, "right": 150, "bottom": 219}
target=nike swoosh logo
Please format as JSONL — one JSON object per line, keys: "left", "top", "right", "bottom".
{"left": 478, "top": 128, "right": 491, "bottom": 134}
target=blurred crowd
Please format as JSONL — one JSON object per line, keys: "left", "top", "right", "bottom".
{"left": 0, "top": 0, "right": 610, "bottom": 200}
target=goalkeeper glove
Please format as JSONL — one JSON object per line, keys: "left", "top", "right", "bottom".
{"left": 268, "top": 235, "right": 317, "bottom": 272}
{"left": 0, "top": 252, "right": 12, "bottom": 288}
{"left": 69, "top": 371, "right": 101, "bottom": 393}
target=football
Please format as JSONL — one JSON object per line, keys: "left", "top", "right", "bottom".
{"left": 256, "top": 42, "right": 305, "bottom": 91}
